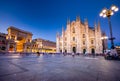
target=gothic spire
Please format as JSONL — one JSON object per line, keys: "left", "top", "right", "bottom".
{"left": 84, "top": 18, "right": 88, "bottom": 25}
{"left": 94, "top": 21, "right": 97, "bottom": 29}
{"left": 76, "top": 16, "right": 80, "bottom": 22}
{"left": 56, "top": 31, "right": 60, "bottom": 37}
{"left": 67, "top": 18, "right": 70, "bottom": 25}
{"left": 62, "top": 26, "right": 64, "bottom": 33}
{"left": 97, "top": 20, "right": 101, "bottom": 32}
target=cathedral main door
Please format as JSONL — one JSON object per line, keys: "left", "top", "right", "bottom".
{"left": 73, "top": 47, "right": 76, "bottom": 53}
{"left": 83, "top": 49, "right": 86, "bottom": 54}
{"left": 91, "top": 48, "right": 95, "bottom": 54}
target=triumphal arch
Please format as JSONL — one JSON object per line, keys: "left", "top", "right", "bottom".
{"left": 6, "top": 26, "right": 33, "bottom": 52}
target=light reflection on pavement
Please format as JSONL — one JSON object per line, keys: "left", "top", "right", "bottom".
{"left": 0, "top": 54, "right": 120, "bottom": 81}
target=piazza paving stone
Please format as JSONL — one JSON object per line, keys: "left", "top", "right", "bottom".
{"left": 0, "top": 54, "right": 120, "bottom": 81}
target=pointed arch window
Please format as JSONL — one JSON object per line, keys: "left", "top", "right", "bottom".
{"left": 73, "top": 27, "right": 75, "bottom": 33}
{"left": 83, "top": 41, "right": 85, "bottom": 45}
{"left": 91, "top": 40, "right": 94, "bottom": 44}
{"left": 73, "top": 37, "right": 75, "bottom": 41}
{"left": 83, "top": 34, "right": 85, "bottom": 38}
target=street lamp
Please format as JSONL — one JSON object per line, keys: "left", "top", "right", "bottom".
{"left": 101, "top": 36, "right": 108, "bottom": 53}
{"left": 99, "top": 5, "right": 119, "bottom": 48}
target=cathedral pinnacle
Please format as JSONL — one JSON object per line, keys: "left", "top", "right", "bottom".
{"left": 97, "top": 21, "right": 101, "bottom": 32}
{"left": 67, "top": 18, "right": 70, "bottom": 25}
{"left": 84, "top": 18, "right": 88, "bottom": 25}
{"left": 62, "top": 26, "right": 64, "bottom": 32}
{"left": 76, "top": 16, "right": 80, "bottom": 22}
{"left": 94, "top": 22, "right": 97, "bottom": 28}
{"left": 56, "top": 32, "right": 60, "bottom": 37}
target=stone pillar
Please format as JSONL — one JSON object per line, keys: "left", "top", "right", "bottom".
{"left": 24, "top": 44, "right": 26, "bottom": 52}
{"left": 14, "top": 43, "right": 17, "bottom": 52}
{"left": 7, "top": 43, "right": 10, "bottom": 52}
{"left": 56, "top": 32, "right": 60, "bottom": 53}
{"left": 66, "top": 23, "right": 71, "bottom": 53}
{"left": 85, "top": 25, "right": 90, "bottom": 53}
{"left": 30, "top": 44, "right": 32, "bottom": 53}
{"left": 76, "top": 21, "right": 81, "bottom": 53}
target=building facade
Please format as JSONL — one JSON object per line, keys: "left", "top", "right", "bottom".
{"left": 6, "top": 26, "right": 33, "bottom": 52}
{"left": 56, "top": 17, "right": 103, "bottom": 54}
{"left": 0, "top": 32, "right": 7, "bottom": 52}
{"left": 32, "top": 38, "right": 56, "bottom": 53}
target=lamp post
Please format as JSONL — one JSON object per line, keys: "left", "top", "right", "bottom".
{"left": 99, "top": 5, "right": 119, "bottom": 48}
{"left": 101, "top": 36, "right": 108, "bottom": 53}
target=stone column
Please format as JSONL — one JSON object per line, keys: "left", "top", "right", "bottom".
{"left": 14, "top": 43, "right": 17, "bottom": 52}
{"left": 24, "top": 44, "right": 26, "bottom": 52}
{"left": 7, "top": 43, "right": 10, "bottom": 52}
{"left": 30, "top": 44, "right": 32, "bottom": 53}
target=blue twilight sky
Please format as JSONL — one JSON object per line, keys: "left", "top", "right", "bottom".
{"left": 0, "top": 0, "right": 120, "bottom": 46}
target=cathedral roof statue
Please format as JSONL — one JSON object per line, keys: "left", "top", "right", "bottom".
{"left": 67, "top": 18, "right": 70, "bottom": 25}
{"left": 76, "top": 16, "right": 81, "bottom": 22}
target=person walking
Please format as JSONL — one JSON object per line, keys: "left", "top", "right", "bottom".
{"left": 72, "top": 52, "right": 75, "bottom": 57}
{"left": 110, "top": 46, "right": 118, "bottom": 59}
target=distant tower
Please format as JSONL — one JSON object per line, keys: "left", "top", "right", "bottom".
{"left": 56, "top": 32, "right": 60, "bottom": 53}
{"left": 97, "top": 21, "right": 102, "bottom": 53}
{"left": 76, "top": 16, "right": 80, "bottom": 22}
{"left": 62, "top": 26, "right": 65, "bottom": 53}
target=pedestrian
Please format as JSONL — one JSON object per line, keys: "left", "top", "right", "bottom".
{"left": 110, "top": 46, "right": 118, "bottom": 59}
{"left": 72, "top": 52, "right": 75, "bottom": 57}
{"left": 37, "top": 52, "right": 40, "bottom": 56}
{"left": 84, "top": 51, "right": 87, "bottom": 56}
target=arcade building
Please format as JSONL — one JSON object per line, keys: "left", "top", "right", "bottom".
{"left": 0, "top": 26, "right": 56, "bottom": 53}
{"left": 6, "top": 26, "right": 33, "bottom": 52}
{"left": 32, "top": 38, "right": 56, "bottom": 53}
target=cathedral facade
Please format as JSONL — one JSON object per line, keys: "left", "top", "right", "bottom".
{"left": 56, "top": 17, "right": 103, "bottom": 54}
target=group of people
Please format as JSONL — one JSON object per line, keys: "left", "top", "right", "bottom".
{"left": 104, "top": 46, "right": 119, "bottom": 60}
{"left": 19, "top": 47, "right": 119, "bottom": 60}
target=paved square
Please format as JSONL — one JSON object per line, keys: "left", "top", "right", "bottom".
{"left": 0, "top": 54, "right": 120, "bottom": 81}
